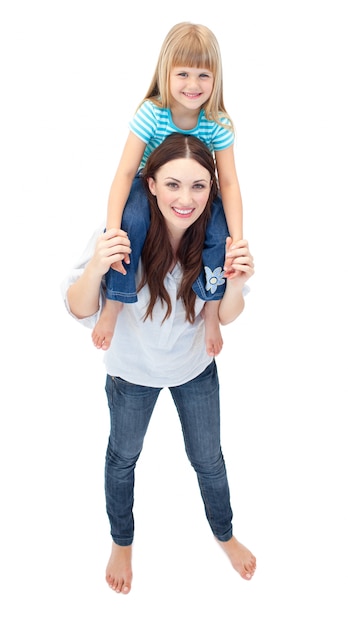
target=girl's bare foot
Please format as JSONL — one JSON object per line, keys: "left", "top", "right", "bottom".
{"left": 203, "top": 300, "right": 223, "bottom": 357}
{"left": 217, "top": 536, "right": 256, "bottom": 580}
{"left": 105, "top": 542, "right": 133, "bottom": 594}
{"left": 205, "top": 326, "right": 223, "bottom": 357}
{"left": 91, "top": 300, "right": 122, "bottom": 350}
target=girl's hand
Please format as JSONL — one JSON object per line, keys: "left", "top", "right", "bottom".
{"left": 223, "top": 237, "right": 254, "bottom": 284}
{"left": 90, "top": 228, "right": 131, "bottom": 277}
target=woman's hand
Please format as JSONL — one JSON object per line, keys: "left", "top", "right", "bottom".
{"left": 66, "top": 229, "right": 131, "bottom": 319}
{"left": 90, "top": 228, "right": 132, "bottom": 277}
{"left": 223, "top": 237, "right": 254, "bottom": 285}
{"left": 218, "top": 238, "right": 254, "bottom": 325}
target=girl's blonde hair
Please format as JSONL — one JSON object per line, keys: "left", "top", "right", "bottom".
{"left": 139, "top": 22, "right": 234, "bottom": 130}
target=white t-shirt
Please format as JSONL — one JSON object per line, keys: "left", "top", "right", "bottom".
{"left": 62, "top": 228, "right": 213, "bottom": 387}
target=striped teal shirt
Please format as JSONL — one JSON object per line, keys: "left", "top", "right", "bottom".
{"left": 129, "top": 100, "right": 234, "bottom": 168}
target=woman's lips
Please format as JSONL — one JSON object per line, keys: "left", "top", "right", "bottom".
{"left": 172, "top": 206, "right": 194, "bottom": 217}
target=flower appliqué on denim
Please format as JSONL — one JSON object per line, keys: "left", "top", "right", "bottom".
{"left": 204, "top": 266, "right": 225, "bottom": 294}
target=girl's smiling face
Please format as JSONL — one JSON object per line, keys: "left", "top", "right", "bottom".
{"left": 147, "top": 157, "right": 211, "bottom": 237}
{"left": 169, "top": 67, "right": 214, "bottom": 110}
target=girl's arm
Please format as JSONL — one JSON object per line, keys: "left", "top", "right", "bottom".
{"left": 215, "top": 145, "right": 243, "bottom": 244}
{"left": 106, "top": 131, "right": 147, "bottom": 230}
{"left": 67, "top": 229, "right": 131, "bottom": 319}
{"left": 106, "top": 131, "right": 146, "bottom": 273}
{"left": 218, "top": 238, "right": 254, "bottom": 325}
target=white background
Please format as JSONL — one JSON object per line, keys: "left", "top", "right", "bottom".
{"left": 1, "top": 1, "right": 347, "bottom": 623}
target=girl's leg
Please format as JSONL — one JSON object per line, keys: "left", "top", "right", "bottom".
{"left": 192, "top": 194, "right": 229, "bottom": 302}
{"left": 92, "top": 174, "right": 150, "bottom": 350}
{"left": 105, "top": 174, "right": 150, "bottom": 303}
{"left": 191, "top": 195, "right": 228, "bottom": 356}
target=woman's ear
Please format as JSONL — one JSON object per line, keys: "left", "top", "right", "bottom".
{"left": 147, "top": 177, "right": 156, "bottom": 196}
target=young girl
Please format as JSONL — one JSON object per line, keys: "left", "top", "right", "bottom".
{"left": 92, "top": 22, "right": 243, "bottom": 356}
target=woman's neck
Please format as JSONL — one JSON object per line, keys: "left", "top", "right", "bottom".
{"left": 166, "top": 228, "right": 183, "bottom": 270}
{"left": 167, "top": 224, "right": 183, "bottom": 250}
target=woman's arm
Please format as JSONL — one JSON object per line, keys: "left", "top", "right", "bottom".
{"left": 67, "top": 229, "right": 131, "bottom": 319}
{"left": 218, "top": 238, "right": 254, "bottom": 325}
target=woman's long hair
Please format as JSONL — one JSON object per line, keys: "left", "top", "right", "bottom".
{"left": 138, "top": 133, "right": 218, "bottom": 323}
{"left": 138, "top": 22, "right": 234, "bottom": 131}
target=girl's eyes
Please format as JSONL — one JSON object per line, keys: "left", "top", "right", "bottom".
{"left": 177, "top": 72, "right": 211, "bottom": 79}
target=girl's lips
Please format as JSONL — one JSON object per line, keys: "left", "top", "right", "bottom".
{"left": 182, "top": 92, "right": 202, "bottom": 99}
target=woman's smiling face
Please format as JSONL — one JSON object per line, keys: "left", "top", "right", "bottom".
{"left": 147, "top": 157, "right": 211, "bottom": 236}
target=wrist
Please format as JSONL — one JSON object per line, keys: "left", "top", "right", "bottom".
{"left": 85, "top": 259, "right": 106, "bottom": 284}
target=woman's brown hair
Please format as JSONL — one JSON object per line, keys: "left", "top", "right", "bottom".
{"left": 139, "top": 133, "right": 218, "bottom": 323}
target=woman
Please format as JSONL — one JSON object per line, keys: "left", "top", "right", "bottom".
{"left": 63, "top": 133, "right": 256, "bottom": 594}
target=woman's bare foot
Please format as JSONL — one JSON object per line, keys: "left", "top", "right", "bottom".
{"left": 105, "top": 541, "right": 133, "bottom": 594}
{"left": 91, "top": 300, "right": 122, "bottom": 350}
{"left": 203, "top": 300, "right": 223, "bottom": 357}
{"left": 217, "top": 536, "right": 256, "bottom": 580}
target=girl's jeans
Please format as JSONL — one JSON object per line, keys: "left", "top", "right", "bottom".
{"left": 104, "top": 360, "right": 233, "bottom": 546}
{"left": 104, "top": 173, "right": 229, "bottom": 303}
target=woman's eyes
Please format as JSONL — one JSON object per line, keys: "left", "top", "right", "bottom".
{"left": 166, "top": 182, "right": 206, "bottom": 190}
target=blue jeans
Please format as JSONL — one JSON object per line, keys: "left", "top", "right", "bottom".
{"left": 104, "top": 173, "right": 229, "bottom": 303}
{"left": 104, "top": 361, "right": 233, "bottom": 546}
